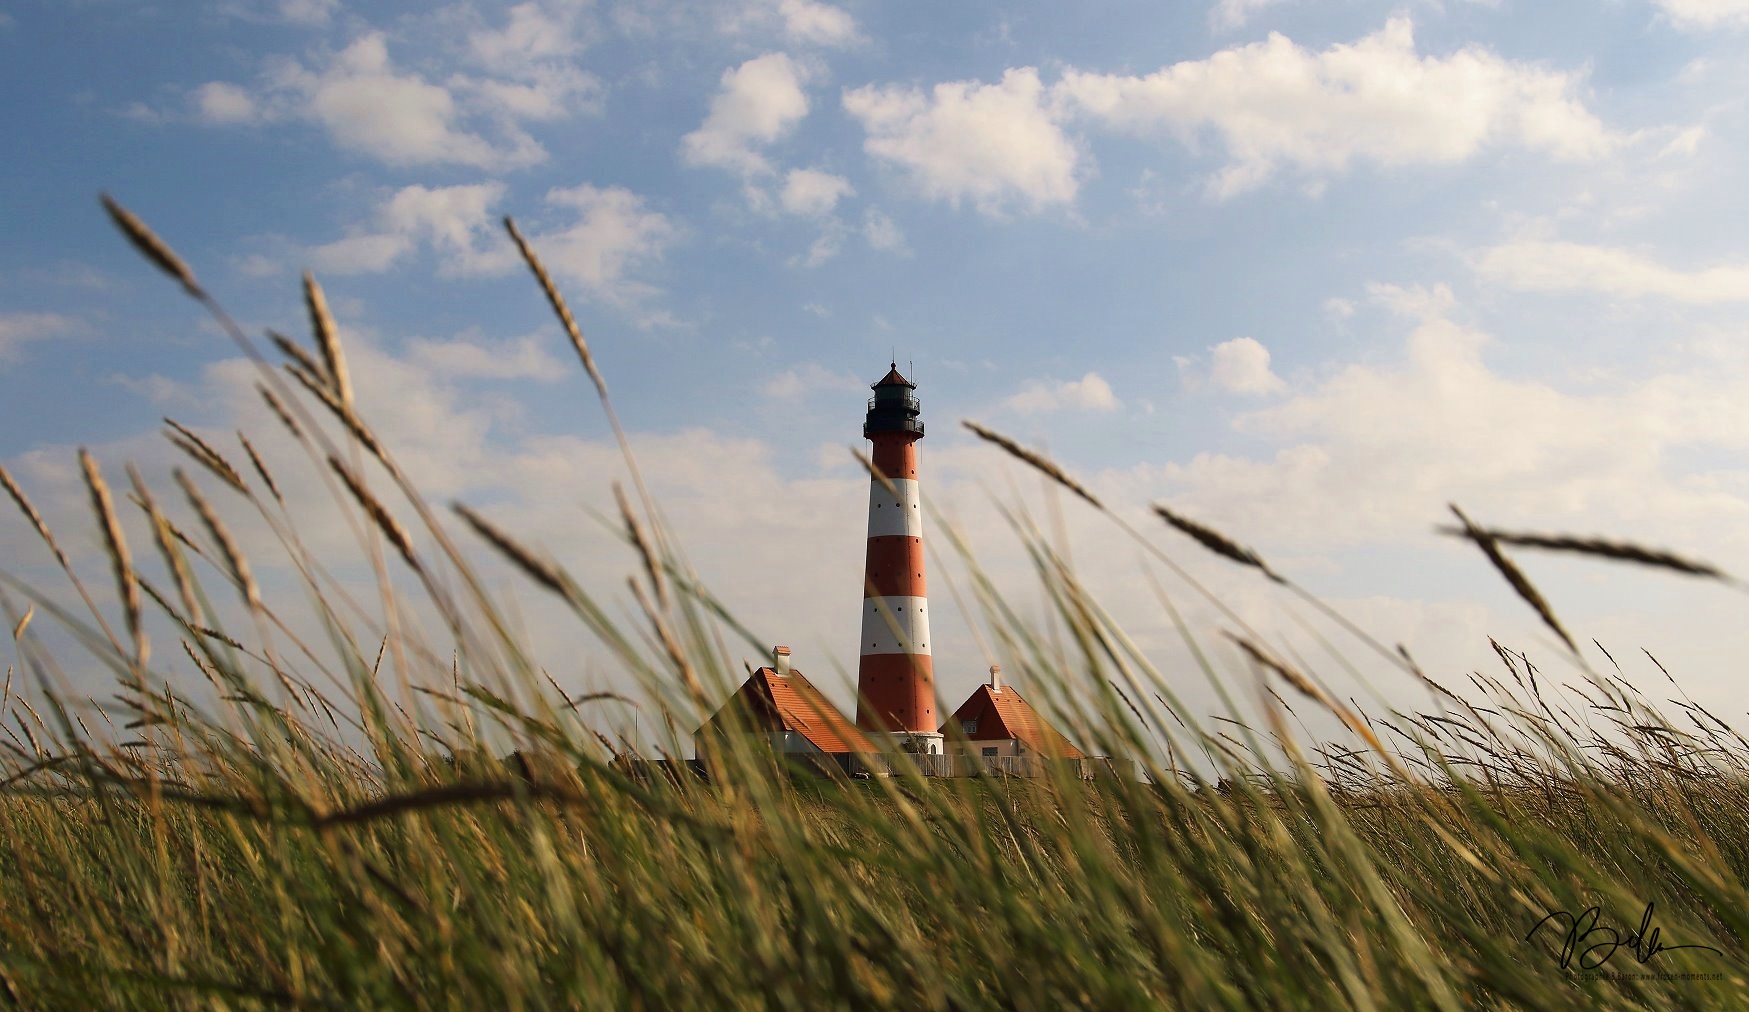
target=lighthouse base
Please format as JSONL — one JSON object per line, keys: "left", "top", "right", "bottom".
{"left": 850, "top": 731, "right": 948, "bottom": 778}
{"left": 871, "top": 730, "right": 945, "bottom": 757}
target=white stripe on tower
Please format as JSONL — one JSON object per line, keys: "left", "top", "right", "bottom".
{"left": 860, "top": 596, "right": 930, "bottom": 655}
{"left": 864, "top": 478, "right": 922, "bottom": 538}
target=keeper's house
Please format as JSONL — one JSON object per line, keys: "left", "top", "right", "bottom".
{"left": 694, "top": 646, "right": 875, "bottom": 775}
{"left": 941, "top": 664, "right": 1084, "bottom": 765}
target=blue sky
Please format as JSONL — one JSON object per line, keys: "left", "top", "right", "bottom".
{"left": 3, "top": 0, "right": 1749, "bottom": 744}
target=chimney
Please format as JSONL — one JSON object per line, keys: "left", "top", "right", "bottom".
{"left": 989, "top": 664, "right": 1002, "bottom": 693}
{"left": 773, "top": 645, "right": 792, "bottom": 676}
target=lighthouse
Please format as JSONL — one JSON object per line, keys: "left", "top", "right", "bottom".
{"left": 856, "top": 363, "right": 944, "bottom": 755}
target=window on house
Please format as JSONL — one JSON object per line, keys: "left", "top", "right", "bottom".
{"left": 961, "top": 720, "right": 978, "bottom": 734}
{"left": 981, "top": 747, "right": 999, "bottom": 758}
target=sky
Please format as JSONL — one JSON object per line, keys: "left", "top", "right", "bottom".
{"left": 3, "top": 0, "right": 1749, "bottom": 754}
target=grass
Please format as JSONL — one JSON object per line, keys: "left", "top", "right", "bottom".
{"left": 0, "top": 200, "right": 1743, "bottom": 1008}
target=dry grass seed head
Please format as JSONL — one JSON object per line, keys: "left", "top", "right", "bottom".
{"left": 1230, "top": 635, "right": 1323, "bottom": 704}
{"left": 1436, "top": 526, "right": 1732, "bottom": 584}
{"left": 266, "top": 329, "right": 324, "bottom": 380}
{"left": 328, "top": 456, "right": 420, "bottom": 574}
{"left": 504, "top": 216, "right": 606, "bottom": 399}
{"left": 181, "top": 639, "right": 224, "bottom": 691}
{"left": 175, "top": 468, "right": 260, "bottom": 610}
{"left": 0, "top": 464, "right": 70, "bottom": 569}
{"left": 1152, "top": 503, "right": 1283, "bottom": 583}
{"left": 238, "top": 433, "right": 283, "bottom": 506}
{"left": 1446, "top": 504, "right": 1576, "bottom": 654}
{"left": 81, "top": 450, "right": 147, "bottom": 669}
{"left": 1229, "top": 633, "right": 1390, "bottom": 757}
{"left": 452, "top": 502, "right": 565, "bottom": 595}
{"left": 128, "top": 465, "right": 203, "bottom": 627}
{"left": 303, "top": 272, "right": 352, "bottom": 411}
{"left": 284, "top": 363, "right": 384, "bottom": 461}
{"left": 628, "top": 577, "right": 703, "bottom": 703}
{"left": 164, "top": 419, "right": 246, "bottom": 493}
{"left": 257, "top": 383, "right": 304, "bottom": 441}
{"left": 961, "top": 420, "right": 1103, "bottom": 510}
{"left": 100, "top": 194, "right": 202, "bottom": 298}
{"left": 615, "top": 482, "right": 668, "bottom": 611}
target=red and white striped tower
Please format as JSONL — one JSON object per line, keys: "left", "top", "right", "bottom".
{"left": 856, "top": 363, "right": 943, "bottom": 755}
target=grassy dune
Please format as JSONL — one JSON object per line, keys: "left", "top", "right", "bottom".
{"left": 0, "top": 202, "right": 1742, "bottom": 1008}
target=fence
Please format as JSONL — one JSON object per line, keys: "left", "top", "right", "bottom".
{"left": 851, "top": 753, "right": 1108, "bottom": 780}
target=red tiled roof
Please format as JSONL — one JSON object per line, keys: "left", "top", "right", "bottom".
{"left": 699, "top": 667, "right": 875, "bottom": 755}
{"left": 941, "top": 683, "right": 1084, "bottom": 758}
{"left": 872, "top": 364, "right": 914, "bottom": 389}
{"left": 762, "top": 668, "right": 876, "bottom": 754}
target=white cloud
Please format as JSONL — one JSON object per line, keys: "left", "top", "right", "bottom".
{"left": 199, "top": 32, "right": 557, "bottom": 170}
{"left": 234, "top": 252, "right": 286, "bottom": 278}
{"left": 761, "top": 363, "right": 862, "bottom": 398}
{"left": 468, "top": 2, "right": 585, "bottom": 67}
{"left": 277, "top": 0, "right": 337, "bottom": 24}
{"left": 381, "top": 183, "right": 514, "bottom": 275}
{"left": 1659, "top": 124, "right": 1706, "bottom": 159}
{"left": 1365, "top": 281, "right": 1458, "bottom": 320}
{"left": 1155, "top": 303, "right": 1749, "bottom": 594}
{"left": 862, "top": 208, "right": 907, "bottom": 252}
{"left": 1004, "top": 371, "right": 1120, "bottom": 413}
{"left": 723, "top": 1, "right": 861, "bottom": 48}
{"left": 191, "top": 81, "right": 259, "bottom": 124}
{"left": 307, "top": 182, "right": 508, "bottom": 277}
{"left": 300, "top": 181, "right": 677, "bottom": 313}
{"left": 1475, "top": 239, "right": 1749, "bottom": 304}
{"left": 300, "top": 33, "right": 547, "bottom": 169}
{"left": 455, "top": 2, "right": 604, "bottom": 122}
{"left": 1208, "top": 337, "right": 1286, "bottom": 396}
{"left": 1209, "top": 0, "right": 1289, "bottom": 32}
{"left": 1057, "top": 17, "right": 1614, "bottom": 197}
{"left": 791, "top": 227, "right": 845, "bottom": 268}
{"left": 407, "top": 332, "right": 566, "bottom": 381}
{"left": 777, "top": 0, "right": 861, "bottom": 46}
{"left": 308, "top": 232, "right": 415, "bottom": 274}
{"left": 211, "top": 0, "right": 335, "bottom": 27}
{"left": 773, "top": 170, "right": 858, "bottom": 266}
{"left": 1655, "top": 0, "right": 1749, "bottom": 29}
{"left": 457, "top": 67, "right": 602, "bottom": 123}
{"left": 108, "top": 372, "right": 206, "bottom": 409}
{"left": 681, "top": 53, "right": 811, "bottom": 177}
{"left": 0, "top": 312, "right": 76, "bottom": 365}
{"left": 844, "top": 68, "right": 1081, "bottom": 215}
{"left": 16, "top": 262, "right": 114, "bottom": 291}
{"left": 780, "top": 168, "right": 853, "bottom": 216}
{"left": 535, "top": 184, "right": 681, "bottom": 309}
{"left": 192, "top": 7, "right": 600, "bottom": 151}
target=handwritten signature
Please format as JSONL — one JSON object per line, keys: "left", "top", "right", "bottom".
{"left": 1524, "top": 901, "right": 1723, "bottom": 970}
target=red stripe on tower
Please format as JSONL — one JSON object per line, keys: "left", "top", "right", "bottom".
{"left": 856, "top": 363, "right": 941, "bottom": 752}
